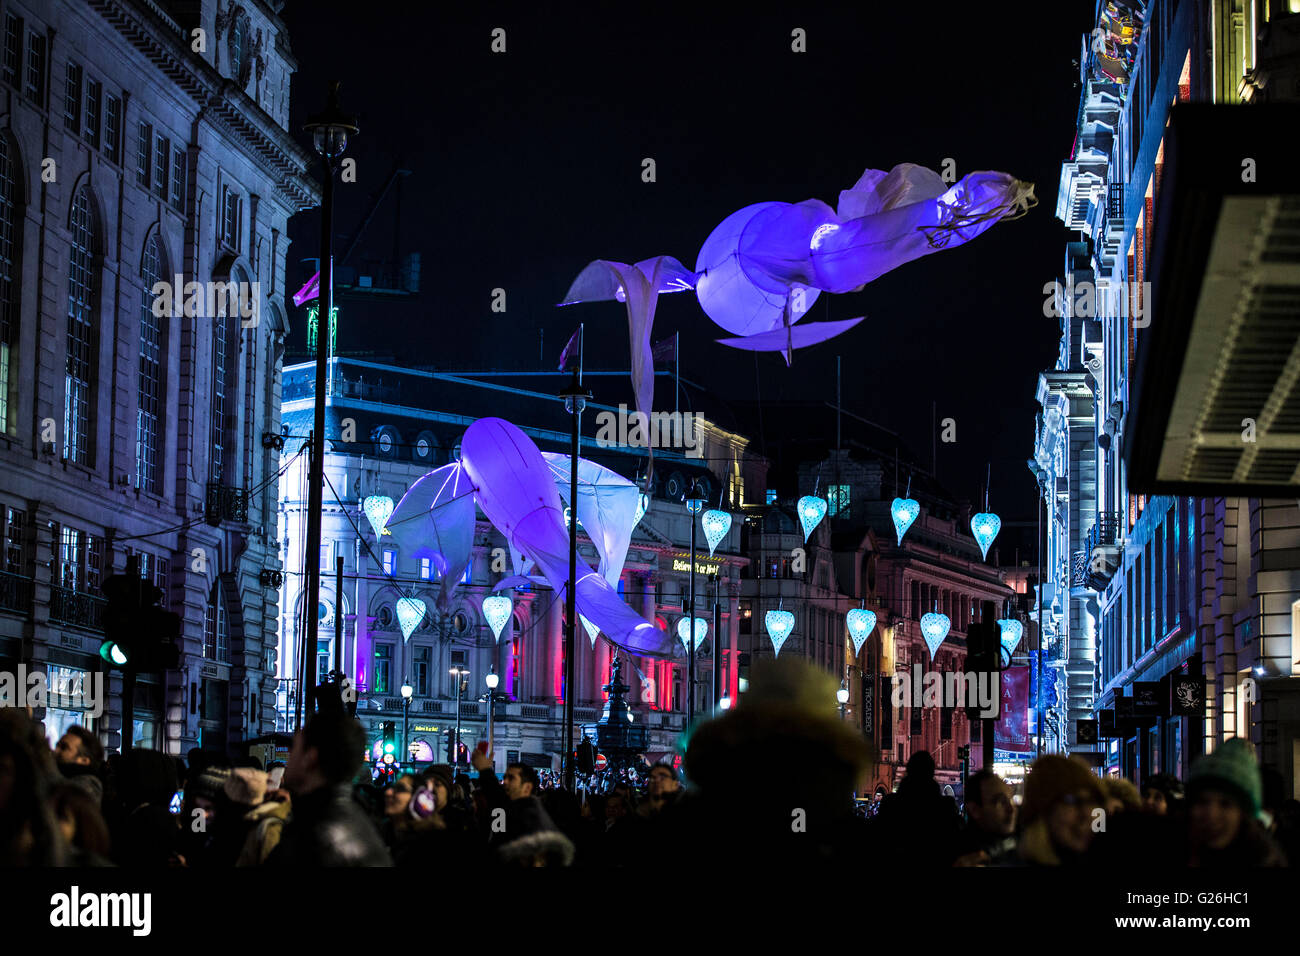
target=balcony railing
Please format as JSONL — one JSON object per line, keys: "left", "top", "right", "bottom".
{"left": 0, "top": 570, "right": 34, "bottom": 616}
{"left": 206, "top": 482, "right": 248, "bottom": 525}
{"left": 49, "top": 586, "right": 106, "bottom": 630}
{"left": 1086, "top": 511, "right": 1121, "bottom": 555}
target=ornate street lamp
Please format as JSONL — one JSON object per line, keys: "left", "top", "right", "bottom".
{"left": 685, "top": 482, "right": 707, "bottom": 724}
{"left": 400, "top": 680, "right": 414, "bottom": 768}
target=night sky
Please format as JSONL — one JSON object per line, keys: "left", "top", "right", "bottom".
{"left": 278, "top": 3, "right": 1095, "bottom": 522}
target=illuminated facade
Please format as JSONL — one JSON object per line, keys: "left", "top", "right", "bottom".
{"left": 1043, "top": 0, "right": 1300, "bottom": 791}
{"left": 0, "top": 0, "right": 313, "bottom": 753}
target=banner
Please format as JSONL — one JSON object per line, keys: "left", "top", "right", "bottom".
{"left": 994, "top": 666, "right": 1031, "bottom": 753}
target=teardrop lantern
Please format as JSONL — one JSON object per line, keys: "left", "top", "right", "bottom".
{"left": 395, "top": 597, "right": 427, "bottom": 642}
{"left": 633, "top": 492, "right": 650, "bottom": 529}
{"left": 362, "top": 495, "right": 394, "bottom": 538}
{"left": 919, "top": 612, "right": 951, "bottom": 657}
{"left": 797, "top": 495, "right": 828, "bottom": 542}
{"left": 677, "top": 616, "right": 708, "bottom": 650}
{"left": 846, "top": 608, "right": 877, "bottom": 656}
{"left": 970, "top": 512, "right": 1001, "bottom": 560}
{"left": 765, "top": 609, "right": 795, "bottom": 657}
{"left": 891, "top": 497, "right": 920, "bottom": 546}
{"left": 997, "top": 618, "right": 1023, "bottom": 665}
{"left": 481, "top": 594, "right": 513, "bottom": 642}
{"left": 700, "top": 509, "right": 732, "bottom": 557}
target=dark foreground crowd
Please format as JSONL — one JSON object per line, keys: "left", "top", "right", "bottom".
{"left": 3, "top": 659, "right": 1297, "bottom": 868}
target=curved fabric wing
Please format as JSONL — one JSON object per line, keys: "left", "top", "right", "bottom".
{"left": 384, "top": 462, "right": 476, "bottom": 609}
{"left": 460, "top": 418, "right": 673, "bottom": 658}
{"left": 541, "top": 452, "right": 639, "bottom": 588}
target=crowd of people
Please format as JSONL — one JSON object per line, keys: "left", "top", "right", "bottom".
{"left": 2, "top": 658, "right": 1296, "bottom": 868}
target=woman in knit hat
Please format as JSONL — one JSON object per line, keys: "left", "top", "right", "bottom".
{"left": 1008, "top": 755, "right": 1105, "bottom": 866}
{"left": 1185, "top": 739, "right": 1286, "bottom": 867}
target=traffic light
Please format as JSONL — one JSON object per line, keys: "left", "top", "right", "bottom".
{"left": 964, "top": 602, "right": 1001, "bottom": 722}
{"left": 381, "top": 721, "right": 397, "bottom": 767}
{"left": 99, "top": 557, "right": 181, "bottom": 672}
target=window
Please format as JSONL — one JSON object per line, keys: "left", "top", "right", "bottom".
{"left": 316, "top": 639, "right": 331, "bottom": 681}
{"left": 84, "top": 79, "right": 100, "bottom": 149}
{"left": 413, "top": 645, "right": 431, "bottom": 696}
{"left": 419, "top": 557, "right": 435, "bottom": 580}
{"left": 0, "top": 135, "right": 18, "bottom": 435}
{"left": 222, "top": 188, "right": 242, "bottom": 251}
{"left": 209, "top": 290, "right": 237, "bottom": 483}
{"left": 765, "top": 489, "right": 777, "bottom": 505}
{"left": 65, "top": 187, "right": 98, "bottom": 467}
{"left": 153, "top": 134, "right": 169, "bottom": 201}
{"left": 382, "top": 549, "right": 395, "bottom": 576}
{"left": 204, "top": 582, "right": 229, "bottom": 662}
{"left": 170, "top": 146, "right": 185, "bottom": 211}
{"left": 374, "top": 644, "right": 393, "bottom": 695}
{"left": 136, "top": 234, "right": 164, "bottom": 494}
{"left": 63, "top": 61, "right": 81, "bottom": 133}
{"left": 828, "top": 484, "right": 850, "bottom": 517}
{"left": 24, "top": 29, "right": 43, "bottom": 104}
{"left": 3, "top": 507, "right": 25, "bottom": 574}
{"left": 136, "top": 122, "right": 152, "bottom": 188}
{"left": 2, "top": 15, "right": 20, "bottom": 86}
{"left": 510, "top": 630, "right": 523, "bottom": 697}
{"left": 103, "top": 95, "right": 121, "bottom": 163}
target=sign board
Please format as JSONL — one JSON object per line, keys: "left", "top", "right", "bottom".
{"left": 1133, "top": 681, "right": 1164, "bottom": 718}
{"left": 1169, "top": 675, "right": 1206, "bottom": 716}
{"left": 1098, "top": 708, "right": 1117, "bottom": 737}
{"left": 1076, "top": 719, "right": 1099, "bottom": 745}
{"left": 595, "top": 753, "right": 608, "bottom": 771}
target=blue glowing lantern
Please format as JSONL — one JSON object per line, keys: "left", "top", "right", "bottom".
{"left": 797, "top": 495, "right": 828, "bottom": 542}
{"left": 920, "top": 612, "right": 950, "bottom": 658}
{"left": 580, "top": 614, "right": 600, "bottom": 647}
{"left": 481, "top": 594, "right": 513, "bottom": 643}
{"left": 701, "top": 509, "right": 732, "bottom": 557}
{"left": 891, "top": 497, "right": 920, "bottom": 545}
{"left": 677, "top": 616, "right": 708, "bottom": 650}
{"left": 970, "top": 512, "right": 1001, "bottom": 560}
{"left": 997, "top": 618, "right": 1024, "bottom": 666}
{"left": 846, "top": 608, "right": 876, "bottom": 656}
{"left": 362, "top": 495, "right": 394, "bottom": 538}
{"left": 765, "top": 609, "right": 795, "bottom": 657}
{"left": 395, "top": 597, "right": 427, "bottom": 642}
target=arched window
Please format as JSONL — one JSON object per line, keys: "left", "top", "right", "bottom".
{"left": 65, "top": 186, "right": 99, "bottom": 466}
{"left": 137, "top": 232, "right": 165, "bottom": 493}
{"left": 0, "top": 135, "right": 19, "bottom": 435}
{"left": 204, "top": 580, "right": 230, "bottom": 662}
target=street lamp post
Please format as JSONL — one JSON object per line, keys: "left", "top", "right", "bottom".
{"left": 299, "top": 83, "right": 358, "bottom": 721}
{"left": 485, "top": 669, "right": 500, "bottom": 768}
{"left": 837, "top": 682, "right": 850, "bottom": 719}
{"left": 559, "top": 370, "right": 590, "bottom": 793}
{"left": 685, "top": 484, "right": 706, "bottom": 725}
{"left": 400, "top": 680, "right": 413, "bottom": 768}
{"left": 448, "top": 665, "right": 469, "bottom": 765}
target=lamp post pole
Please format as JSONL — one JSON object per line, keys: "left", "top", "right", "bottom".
{"left": 448, "top": 666, "right": 469, "bottom": 764}
{"left": 401, "top": 681, "right": 413, "bottom": 768}
{"left": 559, "top": 370, "right": 590, "bottom": 793}
{"left": 685, "top": 485, "right": 705, "bottom": 724}
{"left": 485, "top": 670, "right": 500, "bottom": 768}
{"left": 300, "top": 83, "right": 357, "bottom": 721}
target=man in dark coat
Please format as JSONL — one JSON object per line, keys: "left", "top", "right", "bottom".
{"left": 266, "top": 710, "right": 391, "bottom": 867}
{"left": 470, "top": 748, "right": 574, "bottom": 865}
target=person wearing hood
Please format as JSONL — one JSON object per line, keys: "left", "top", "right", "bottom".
{"left": 53, "top": 725, "right": 105, "bottom": 806}
{"left": 1006, "top": 755, "right": 1105, "bottom": 866}
{"left": 1185, "top": 739, "right": 1286, "bottom": 867}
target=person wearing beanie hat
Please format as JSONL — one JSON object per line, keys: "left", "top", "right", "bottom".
{"left": 1010, "top": 755, "right": 1105, "bottom": 866}
{"left": 1140, "top": 773, "right": 1184, "bottom": 816}
{"left": 1186, "top": 739, "right": 1286, "bottom": 866}
{"left": 421, "top": 764, "right": 455, "bottom": 806}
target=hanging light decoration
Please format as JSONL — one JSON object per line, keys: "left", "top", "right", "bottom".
{"left": 765, "top": 608, "right": 795, "bottom": 657}
{"left": 700, "top": 508, "right": 732, "bottom": 557}
{"left": 677, "top": 616, "right": 708, "bottom": 650}
{"left": 970, "top": 512, "right": 1001, "bottom": 560}
{"left": 362, "top": 495, "right": 394, "bottom": 538}
{"left": 846, "top": 607, "right": 876, "bottom": 656}
{"left": 997, "top": 618, "right": 1023, "bottom": 665}
{"left": 891, "top": 497, "right": 920, "bottom": 545}
{"left": 481, "top": 594, "right": 513, "bottom": 642}
{"left": 633, "top": 492, "right": 650, "bottom": 529}
{"left": 580, "top": 614, "right": 600, "bottom": 647}
{"left": 797, "top": 495, "right": 828, "bottom": 542}
{"left": 919, "top": 611, "right": 950, "bottom": 657}
{"left": 395, "top": 597, "right": 427, "bottom": 642}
